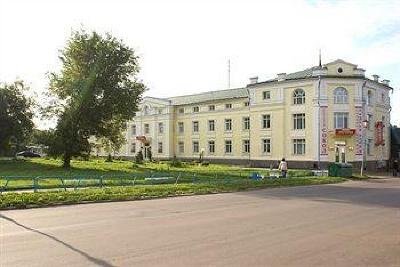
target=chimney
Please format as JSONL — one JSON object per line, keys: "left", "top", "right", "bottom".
{"left": 372, "top": 74, "right": 380, "bottom": 82}
{"left": 249, "top": 76, "right": 258, "bottom": 84}
{"left": 381, "top": 79, "right": 390, "bottom": 86}
{"left": 277, "top": 73, "right": 286, "bottom": 81}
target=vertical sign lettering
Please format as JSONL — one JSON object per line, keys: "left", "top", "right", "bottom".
{"left": 320, "top": 107, "right": 328, "bottom": 155}
{"left": 355, "top": 106, "right": 363, "bottom": 155}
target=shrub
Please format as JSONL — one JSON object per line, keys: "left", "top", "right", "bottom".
{"left": 169, "top": 156, "right": 183, "bottom": 167}
{"left": 135, "top": 151, "right": 143, "bottom": 164}
{"left": 200, "top": 161, "right": 210, "bottom": 166}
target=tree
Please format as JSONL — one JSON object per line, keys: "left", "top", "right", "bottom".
{"left": 0, "top": 81, "right": 34, "bottom": 156}
{"left": 48, "top": 29, "right": 145, "bottom": 168}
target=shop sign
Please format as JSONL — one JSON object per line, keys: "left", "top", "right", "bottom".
{"left": 320, "top": 107, "right": 328, "bottom": 155}
{"left": 375, "top": 121, "right": 384, "bottom": 145}
{"left": 335, "top": 128, "right": 356, "bottom": 136}
{"left": 355, "top": 106, "right": 363, "bottom": 155}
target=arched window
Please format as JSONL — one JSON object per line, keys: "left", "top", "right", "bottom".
{"left": 293, "top": 89, "right": 305, "bottom": 105}
{"left": 367, "top": 90, "right": 373, "bottom": 105}
{"left": 334, "top": 87, "right": 348, "bottom": 104}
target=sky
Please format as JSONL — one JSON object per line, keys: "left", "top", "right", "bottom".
{"left": 0, "top": 0, "right": 399, "bottom": 129}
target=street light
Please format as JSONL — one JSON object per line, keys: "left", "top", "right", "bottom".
{"left": 360, "top": 119, "right": 369, "bottom": 176}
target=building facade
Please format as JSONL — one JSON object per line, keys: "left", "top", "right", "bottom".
{"left": 101, "top": 59, "right": 392, "bottom": 169}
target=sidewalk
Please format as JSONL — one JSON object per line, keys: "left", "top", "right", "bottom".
{"left": 365, "top": 171, "right": 400, "bottom": 179}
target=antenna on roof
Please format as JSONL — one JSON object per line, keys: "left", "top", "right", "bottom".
{"left": 319, "top": 49, "right": 322, "bottom": 68}
{"left": 227, "top": 59, "right": 231, "bottom": 89}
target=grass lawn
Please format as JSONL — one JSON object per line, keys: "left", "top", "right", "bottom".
{"left": 0, "top": 158, "right": 347, "bottom": 210}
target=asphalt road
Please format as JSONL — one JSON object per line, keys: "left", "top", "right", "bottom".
{"left": 1, "top": 178, "right": 399, "bottom": 267}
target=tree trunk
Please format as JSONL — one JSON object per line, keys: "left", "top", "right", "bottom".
{"left": 63, "top": 154, "right": 71, "bottom": 169}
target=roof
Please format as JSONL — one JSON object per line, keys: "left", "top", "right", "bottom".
{"left": 165, "top": 87, "right": 248, "bottom": 106}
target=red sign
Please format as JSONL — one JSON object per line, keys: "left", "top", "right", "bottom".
{"left": 320, "top": 107, "right": 328, "bottom": 155}
{"left": 335, "top": 128, "right": 356, "bottom": 136}
{"left": 135, "top": 136, "right": 146, "bottom": 141}
{"left": 375, "top": 121, "right": 384, "bottom": 145}
{"left": 355, "top": 107, "right": 363, "bottom": 155}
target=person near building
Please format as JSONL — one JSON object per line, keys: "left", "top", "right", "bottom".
{"left": 278, "top": 158, "right": 288, "bottom": 178}
{"left": 393, "top": 159, "right": 399, "bottom": 177}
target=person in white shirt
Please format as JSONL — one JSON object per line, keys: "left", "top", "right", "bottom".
{"left": 278, "top": 158, "right": 288, "bottom": 178}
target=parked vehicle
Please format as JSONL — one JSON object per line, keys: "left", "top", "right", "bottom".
{"left": 16, "top": 151, "right": 41, "bottom": 158}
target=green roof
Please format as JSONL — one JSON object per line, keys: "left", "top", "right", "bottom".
{"left": 166, "top": 87, "right": 248, "bottom": 106}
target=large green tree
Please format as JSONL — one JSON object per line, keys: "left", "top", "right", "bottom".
{"left": 48, "top": 29, "right": 145, "bottom": 168}
{"left": 0, "top": 81, "right": 34, "bottom": 156}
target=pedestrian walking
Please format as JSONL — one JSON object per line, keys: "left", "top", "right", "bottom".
{"left": 278, "top": 158, "right": 288, "bottom": 178}
{"left": 393, "top": 159, "right": 399, "bottom": 177}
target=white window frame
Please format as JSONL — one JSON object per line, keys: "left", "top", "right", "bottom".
{"left": 208, "top": 140, "right": 215, "bottom": 154}
{"left": 225, "top": 103, "right": 232, "bottom": 109}
{"left": 208, "top": 120, "right": 215, "bottom": 131}
{"left": 262, "top": 114, "right": 271, "bottom": 129}
{"left": 144, "top": 123, "right": 150, "bottom": 134}
{"left": 178, "top": 122, "right": 184, "bottom": 133}
{"left": 262, "top": 91, "right": 271, "bottom": 100}
{"left": 293, "top": 89, "right": 305, "bottom": 105}
{"left": 243, "top": 117, "right": 250, "bottom": 130}
{"left": 130, "top": 143, "right": 136, "bottom": 153}
{"left": 208, "top": 105, "right": 215, "bottom": 111}
{"left": 178, "top": 141, "right": 184, "bottom": 153}
{"left": 293, "top": 113, "right": 305, "bottom": 130}
{"left": 334, "top": 112, "right": 349, "bottom": 129}
{"left": 262, "top": 139, "right": 271, "bottom": 154}
{"left": 225, "top": 140, "right": 232, "bottom": 154}
{"left": 225, "top": 119, "right": 232, "bottom": 131}
{"left": 334, "top": 87, "right": 348, "bottom": 104}
{"left": 131, "top": 124, "right": 136, "bottom": 135}
{"left": 293, "top": 139, "right": 306, "bottom": 155}
{"left": 193, "top": 106, "right": 199, "bottom": 113}
{"left": 193, "top": 141, "right": 199, "bottom": 153}
{"left": 243, "top": 139, "right": 250, "bottom": 153}
{"left": 158, "top": 122, "right": 164, "bottom": 134}
{"left": 192, "top": 121, "right": 199, "bottom": 133}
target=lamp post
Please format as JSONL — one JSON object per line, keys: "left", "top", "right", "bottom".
{"left": 360, "top": 119, "right": 369, "bottom": 176}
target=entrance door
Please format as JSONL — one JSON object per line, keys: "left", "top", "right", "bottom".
{"left": 335, "top": 145, "right": 346, "bottom": 163}
{"left": 144, "top": 146, "right": 152, "bottom": 160}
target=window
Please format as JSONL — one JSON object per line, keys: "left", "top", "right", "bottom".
{"left": 225, "top": 140, "right": 232, "bottom": 153}
{"left": 144, "top": 123, "right": 150, "bottom": 134}
{"left": 337, "top": 67, "right": 343, "bottom": 73}
{"left": 225, "top": 103, "right": 232, "bottom": 109}
{"left": 244, "top": 101, "right": 250, "bottom": 107}
{"left": 293, "top": 89, "right": 305, "bottom": 105}
{"left": 367, "top": 139, "right": 373, "bottom": 155}
{"left": 158, "top": 142, "right": 163, "bottom": 154}
{"left": 262, "top": 139, "right": 271, "bottom": 153}
{"left": 225, "top": 119, "right": 232, "bottom": 131}
{"left": 262, "top": 114, "right": 271, "bottom": 129}
{"left": 367, "top": 114, "right": 373, "bottom": 130}
{"left": 192, "top": 121, "right": 199, "bottom": 133}
{"left": 243, "top": 139, "right": 250, "bottom": 153}
{"left": 193, "top": 106, "right": 199, "bottom": 113}
{"left": 158, "top": 108, "right": 163, "bottom": 114}
{"left": 178, "top": 122, "right": 184, "bottom": 133}
{"left": 193, "top": 141, "right": 199, "bottom": 153}
{"left": 367, "top": 90, "right": 373, "bottom": 106}
{"left": 158, "top": 122, "right": 164, "bottom": 134}
{"left": 334, "top": 112, "right": 349, "bottom": 129}
{"left": 208, "top": 105, "right": 215, "bottom": 111}
{"left": 178, "top": 108, "right": 184, "bottom": 114}
{"left": 130, "top": 143, "right": 136, "bottom": 153}
{"left": 262, "top": 91, "right": 271, "bottom": 100}
{"left": 293, "top": 113, "right": 305, "bottom": 130}
{"left": 293, "top": 139, "right": 306, "bottom": 155}
{"left": 381, "top": 93, "right": 385, "bottom": 103}
{"left": 143, "top": 106, "right": 150, "bottom": 115}
{"left": 178, "top": 142, "right": 184, "bottom": 153}
{"left": 243, "top": 117, "right": 250, "bottom": 130}
{"left": 208, "top": 120, "right": 215, "bottom": 131}
{"left": 131, "top": 124, "right": 136, "bottom": 135}
{"left": 208, "top": 141, "right": 215, "bottom": 154}
{"left": 334, "top": 87, "right": 348, "bottom": 104}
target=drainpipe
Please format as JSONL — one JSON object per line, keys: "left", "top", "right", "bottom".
{"left": 246, "top": 88, "right": 251, "bottom": 167}
{"left": 317, "top": 76, "right": 321, "bottom": 170}
{"left": 360, "top": 80, "right": 367, "bottom": 176}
